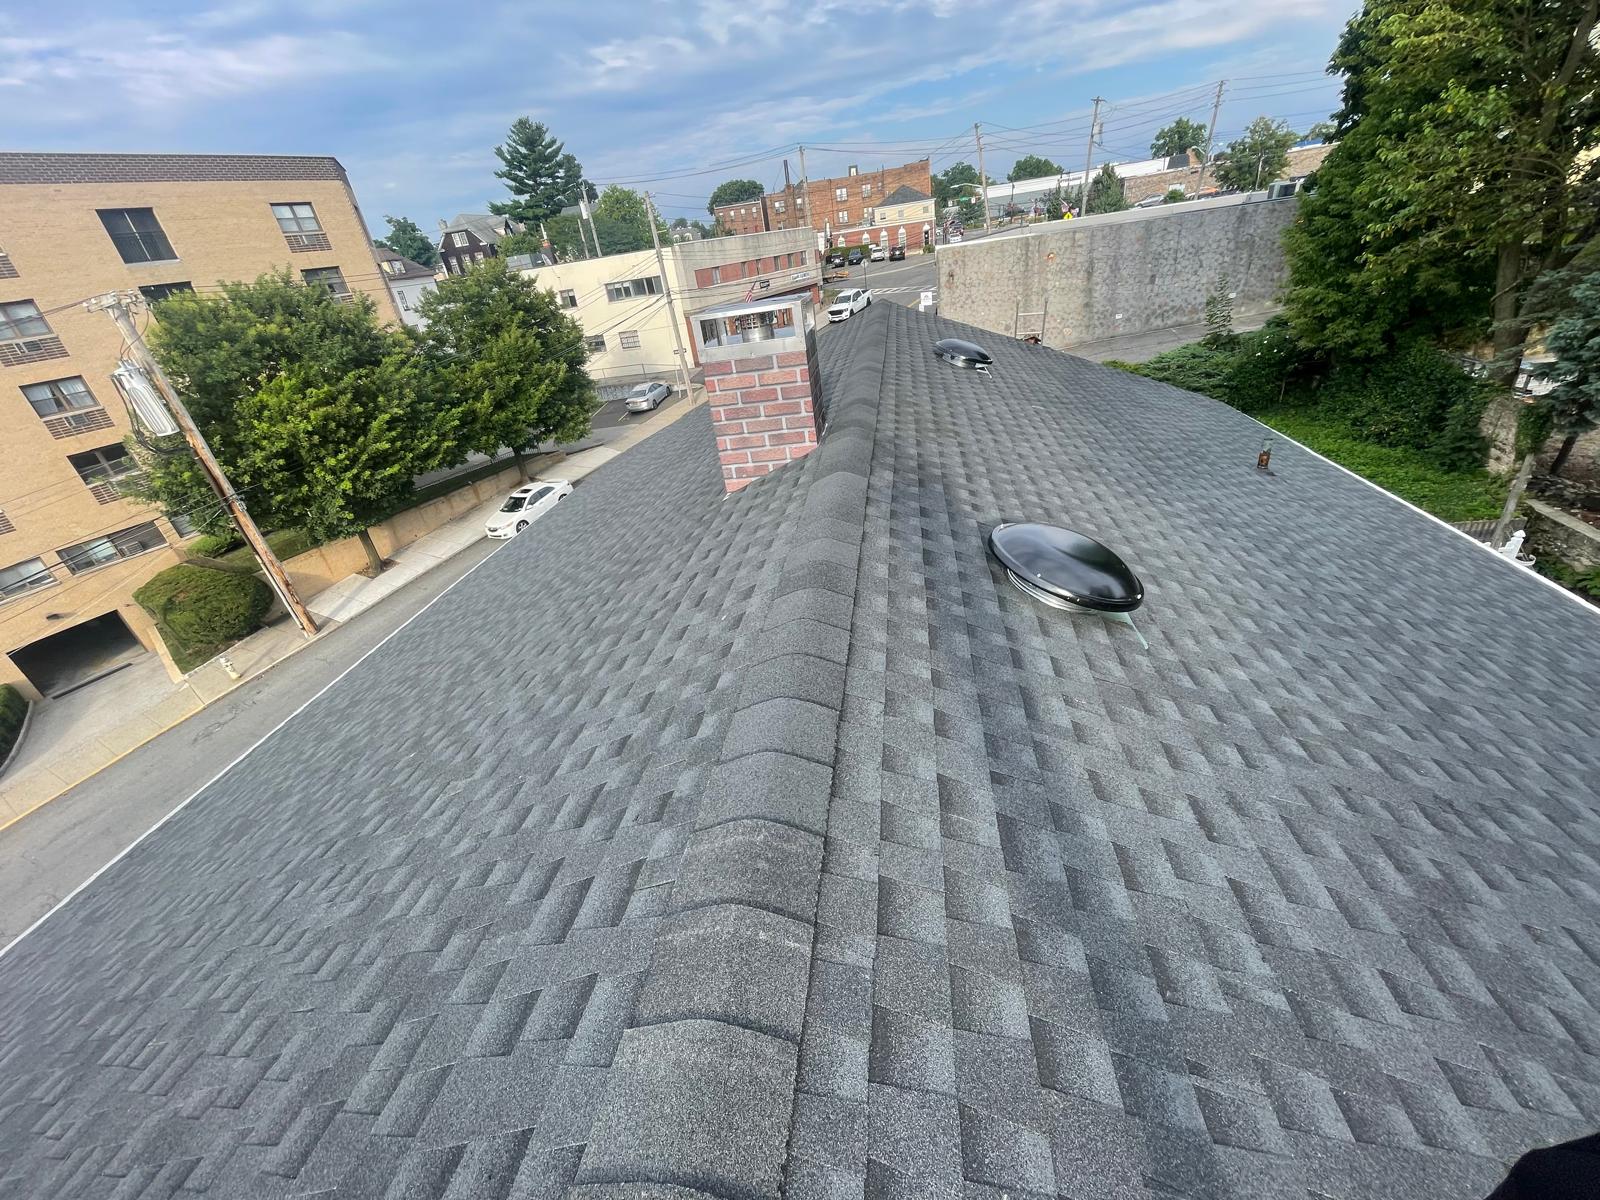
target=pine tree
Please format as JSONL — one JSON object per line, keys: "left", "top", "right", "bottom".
{"left": 489, "top": 118, "right": 583, "bottom": 223}
{"left": 1085, "top": 163, "right": 1128, "bottom": 214}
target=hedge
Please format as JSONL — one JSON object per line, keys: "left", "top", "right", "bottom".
{"left": 0, "top": 683, "right": 28, "bottom": 766}
{"left": 133, "top": 563, "right": 273, "bottom": 673}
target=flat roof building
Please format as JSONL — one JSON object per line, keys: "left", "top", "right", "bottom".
{"left": 0, "top": 152, "right": 399, "bottom": 703}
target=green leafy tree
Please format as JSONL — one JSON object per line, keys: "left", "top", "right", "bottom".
{"left": 1306, "top": 120, "right": 1337, "bottom": 143}
{"left": 376, "top": 215, "right": 439, "bottom": 268}
{"left": 1212, "top": 117, "right": 1299, "bottom": 192}
{"left": 589, "top": 185, "right": 665, "bottom": 252}
{"left": 417, "top": 258, "right": 596, "bottom": 485}
{"left": 706, "top": 179, "right": 765, "bottom": 214}
{"left": 1007, "top": 155, "right": 1061, "bottom": 182}
{"left": 1044, "top": 189, "right": 1063, "bottom": 220}
{"left": 934, "top": 162, "right": 990, "bottom": 223}
{"left": 1150, "top": 118, "right": 1208, "bottom": 159}
{"left": 497, "top": 230, "right": 547, "bottom": 261}
{"left": 1163, "top": 187, "right": 1188, "bottom": 204}
{"left": 490, "top": 118, "right": 583, "bottom": 224}
{"left": 132, "top": 274, "right": 462, "bottom": 564}
{"left": 1284, "top": 0, "right": 1600, "bottom": 420}
{"left": 1085, "top": 163, "right": 1128, "bottom": 214}
{"left": 236, "top": 354, "right": 456, "bottom": 574}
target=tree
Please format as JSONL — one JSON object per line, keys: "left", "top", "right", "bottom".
{"left": 1306, "top": 120, "right": 1337, "bottom": 143}
{"left": 133, "top": 274, "right": 462, "bottom": 565}
{"left": 497, "top": 230, "right": 547, "bottom": 262}
{"left": 377, "top": 215, "right": 439, "bottom": 268}
{"left": 706, "top": 179, "right": 765, "bottom": 215}
{"left": 236, "top": 355, "right": 456, "bottom": 574}
{"left": 489, "top": 118, "right": 583, "bottom": 224}
{"left": 1085, "top": 163, "right": 1128, "bottom": 214}
{"left": 1044, "top": 189, "right": 1063, "bottom": 220}
{"left": 1162, "top": 187, "right": 1188, "bottom": 204}
{"left": 417, "top": 257, "right": 596, "bottom": 484}
{"left": 589, "top": 185, "right": 665, "bottom": 253}
{"left": 1212, "top": 117, "right": 1298, "bottom": 192}
{"left": 1283, "top": 0, "right": 1600, "bottom": 420}
{"left": 1521, "top": 262, "right": 1600, "bottom": 475}
{"left": 1150, "top": 118, "right": 1208, "bottom": 159}
{"left": 1008, "top": 155, "right": 1061, "bottom": 182}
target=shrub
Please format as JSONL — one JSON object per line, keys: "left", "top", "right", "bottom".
{"left": 1536, "top": 558, "right": 1600, "bottom": 602}
{"left": 134, "top": 563, "right": 273, "bottom": 672}
{"left": 0, "top": 683, "right": 28, "bottom": 765}
{"left": 1313, "top": 340, "right": 1489, "bottom": 468}
{"left": 1125, "top": 342, "right": 1240, "bottom": 399}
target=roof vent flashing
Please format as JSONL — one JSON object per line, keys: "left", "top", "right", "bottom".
{"left": 988, "top": 521, "right": 1148, "bottom": 647}
{"left": 934, "top": 337, "right": 993, "bottom": 374}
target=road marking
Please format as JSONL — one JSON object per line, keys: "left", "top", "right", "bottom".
{"left": 0, "top": 541, "right": 509, "bottom": 961}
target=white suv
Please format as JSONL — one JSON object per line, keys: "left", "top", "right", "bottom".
{"left": 827, "top": 288, "right": 873, "bottom": 322}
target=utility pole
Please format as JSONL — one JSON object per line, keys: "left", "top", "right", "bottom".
{"left": 974, "top": 123, "right": 992, "bottom": 234}
{"left": 580, "top": 186, "right": 603, "bottom": 258}
{"left": 1081, "top": 97, "right": 1103, "bottom": 216}
{"left": 797, "top": 145, "right": 809, "bottom": 234}
{"left": 1193, "top": 80, "right": 1226, "bottom": 196}
{"left": 89, "top": 292, "right": 319, "bottom": 638}
{"left": 1490, "top": 453, "right": 1537, "bottom": 550}
{"left": 645, "top": 192, "right": 693, "bottom": 401}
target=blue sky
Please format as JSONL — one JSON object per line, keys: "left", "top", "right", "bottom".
{"left": 5, "top": 0, "right": 1358, "bottom": 227}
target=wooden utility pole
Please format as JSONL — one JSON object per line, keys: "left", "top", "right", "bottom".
{"left": 797, "top": 145, "right": 810, "bottom": 235}
{"left": 645, "top": 193, "right": 693, "bottom": 400}
{"left": 1081, "top": 97, "right": 1103, "bottom": 215}
{"left": 1193, "top": 80, "right": 1226, "bottom": 195}
{"left": 89, "top": 292, "right": 319, "bottom": 638}
{"left": 1490, "top": 453, "right": 1536, "bottom": 550}
{"left": 974, "top": 123, "right": 992, "bottom": 233}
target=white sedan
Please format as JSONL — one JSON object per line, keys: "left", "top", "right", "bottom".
{"left": 485, "top": 478, "right": 572, "bottom": 539}
{"left": 624, "top": 381, "right": 672, "bottom": 412}
{"left": 827, "top": 288, "right": 873, "bottom": 322}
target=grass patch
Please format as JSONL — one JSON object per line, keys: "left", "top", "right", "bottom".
{"left": 0, "top": 683, "right": 29, "bottom": 765}
{"left": 1254, "top": 409, "right": 1509, "bottom": 521}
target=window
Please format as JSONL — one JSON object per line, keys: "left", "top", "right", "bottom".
{"left": 23, "top": 376, "right": 97, "bottom": 416}
{"left": 451, "top": 232, "right": 470, "bottom": 248}
{"left": 835, "top": 187, "right": 848, "bottom": 201}
{"left": 271, "top": 203, "right": 322, "bottom": 234}
{"left": 139, "top": 282, "right": 193, "bottom": 306}
{"left": 56, "top": 522, "right": 167, "bottom": 575}
{"left": 168, "top": 511, "right": 197, "bottom": 538}
{"left": 838, "top": 210, "right": 849, "bottom": 224}
{"left": 604, "top": 275, "right": 662, "bottom": 302}
{"left": 558, "top": 289, "right": 577, "bottom": 308}
{"left": 69, "top": 444, "right": 135, "bottom": 486}
{"left": 0, "top": 244, "right": 16, "bottom": 280}
{"left": 398, "top": 291, "right": 410, "bottom": 311}
{"left": 862, "top": 183, "right": 872, "bottom": 196}
{"left": 97, "top": 208, "right": 176, "bottom": 264}
{"left": 0, "top": 557, "right": 51, "bottom": 600}
{"left": 302, "top": 267, "right": 349, "bottom": 297}
{"left": 619, "top": 330, "right": 641, "bottom": 349}
{"left": 773, "top": 199, "right": 786, "bottom": 213}
{"left": 0, "top": 509, "right": 12, "bottom": 536}
{"left": 796, "top": 195, "right": 805, "bottom": 207}
{"left": 0, "top": 299, "right": 50, "bottom": 341}
{"left": 584, "top": 334, "right": 607, "bottom": 354}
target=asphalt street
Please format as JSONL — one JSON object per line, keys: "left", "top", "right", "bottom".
{"left": 831, "top": 250, "right": 938, "bottom": 308}
{"left": 0, "top": 534, "right": 503, "bottom": 951}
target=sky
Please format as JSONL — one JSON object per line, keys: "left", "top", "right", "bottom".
{"left": 4, "top": 0, "right": 1359, "bottom": 229}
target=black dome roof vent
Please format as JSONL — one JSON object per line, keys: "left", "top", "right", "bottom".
{"left": 987, "top": 521, "right": 1148, "bottom": 645}
{"left": 933, "top": 337, "right": 993, "bottom": 373}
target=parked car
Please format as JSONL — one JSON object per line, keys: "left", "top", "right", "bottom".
{"left": 846, "top": 249, "right": 864, "bottom": 265}
{"left": 888, "top": 245, "right": 906, "bottom": 261}
{"left": 624, "top": 380, "right": 671, "bottom": 412}
{"left": 1134, "top": 193, "right": 1167, "bottom": 208}
{"left": 869, "top": 245, "right": 887, "bottom": 262}
{"left": 827, "top": 288, "right": 873, "bottom": 322}
{"left": 485, "top": 479, "right": 572, "bottom": 539}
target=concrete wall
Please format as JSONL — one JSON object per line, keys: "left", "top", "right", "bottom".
{"left": 936, "top": 193, "right": 1299, "bottom": 349}
{"left": 1526, "top": 499, "right": 1600, "bottom": 571}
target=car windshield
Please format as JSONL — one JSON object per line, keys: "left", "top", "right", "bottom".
{"left": 499, "top": 494, "right": 527, "bottom": 513}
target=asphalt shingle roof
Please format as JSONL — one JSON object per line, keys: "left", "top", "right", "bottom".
{"left": 1, "top": 302, "right": 1598, "bottom": 1199}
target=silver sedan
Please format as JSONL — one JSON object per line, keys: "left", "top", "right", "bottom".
{"left": 624, "top": 381, "right": 672, "bottom": 412}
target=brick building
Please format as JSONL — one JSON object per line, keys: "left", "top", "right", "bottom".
{"left": 773, "top": 159, "right": 933, "bottom": 244}
{"left": 0, "top": 152, "right": 398, "bottom": 702}
{"left": 711, "top": 198, "right": 769, "bottom": 236}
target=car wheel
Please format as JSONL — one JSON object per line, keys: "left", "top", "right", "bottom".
{"left": 515, "top": 520, "right": 528, "bottom": 533}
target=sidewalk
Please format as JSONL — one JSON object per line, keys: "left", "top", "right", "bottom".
{"left": 0, "top": 394, "right": 700, "bottom": 830}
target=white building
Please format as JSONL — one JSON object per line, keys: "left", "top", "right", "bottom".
{"left": 376, "top": 247, "right": 439, "bottom": 328}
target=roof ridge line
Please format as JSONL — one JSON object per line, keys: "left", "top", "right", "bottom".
{"left": 572, "top": 312, "right": 890, "bottom": 1199}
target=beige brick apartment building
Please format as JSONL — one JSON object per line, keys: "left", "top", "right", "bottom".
{"left": 0, "top": 153, "right": 398, "bottom": 702}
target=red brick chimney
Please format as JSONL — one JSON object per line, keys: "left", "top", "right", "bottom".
{"left": 695, "top": 293, "right": 825, "bottom": 492}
